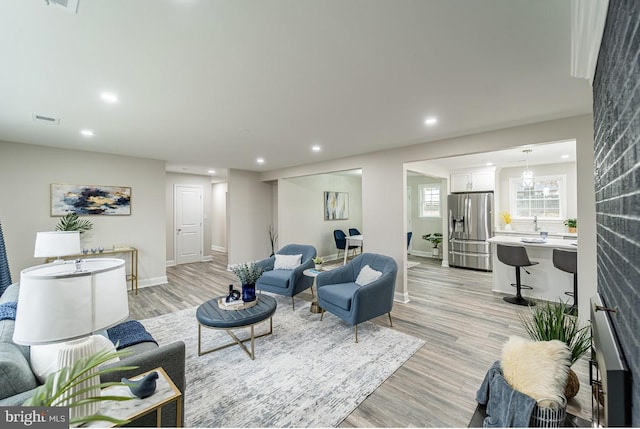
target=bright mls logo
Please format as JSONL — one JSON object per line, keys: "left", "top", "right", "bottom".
{"left": 1, "top": 407, "right": 68, "bottom": 428}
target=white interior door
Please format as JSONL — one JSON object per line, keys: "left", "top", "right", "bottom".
{"left": 175, "top": 185, "right": 203, "bottom": 265}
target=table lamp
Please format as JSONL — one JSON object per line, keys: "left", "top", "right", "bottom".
{"left": 13, "top": 257, "right": 129, "bottom": 421}
{"left": 34, "top": 231, "right": 81, "bottom": 261}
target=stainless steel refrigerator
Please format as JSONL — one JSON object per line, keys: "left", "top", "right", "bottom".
{"left": 447, "top": 192, "right": 493, "bottom": 271}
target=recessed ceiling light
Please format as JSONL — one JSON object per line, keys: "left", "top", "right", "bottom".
{"left": 207, "top": 169, "right": 216, "bottom": 174}
{"left": 256, "top": 158, "right": 265, "bottom": 164}
{"left": 486, "top": 162, "right": 493, "bottom": 166}
{"left": 561, "top": 154, "right": 570, "bottom": 159}
{"left": 312, "top": 145, "right": 321, "bottom": 152}
{"left": 80, "top": 129, "right": 94, "bottom": 137}
{"left": 100, "top": 92, "right": 119, "bottom": 103}
{"left": 424, "top": 117, "right": 438, "bottom": 126}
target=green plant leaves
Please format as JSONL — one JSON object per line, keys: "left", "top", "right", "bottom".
{"left": 519, "top": 301, "right": 590, "bottom": 365}
{"left": 55, "top": 212, "right": 93, "bottom": 234}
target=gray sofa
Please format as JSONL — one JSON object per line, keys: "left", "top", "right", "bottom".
{"left": 0, "top": 283, "right": 186, "bottom": 427}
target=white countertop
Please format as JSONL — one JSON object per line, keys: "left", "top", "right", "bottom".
{"left": 488, "top": 235, "right": 577, "bottom": 250}
{"left": 494, "top": 229, "right": 578, "bottom": 239}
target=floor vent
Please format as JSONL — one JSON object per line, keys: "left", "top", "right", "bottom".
{"left": 32, "top": 114, "right": 60, "bottom": 125}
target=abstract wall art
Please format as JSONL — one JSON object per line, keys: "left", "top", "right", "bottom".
{"left": 324, "top": 191, "right": 349, "bottom": 220}
{"left": 51, "top": 184, "right": 132, "bottom": 216}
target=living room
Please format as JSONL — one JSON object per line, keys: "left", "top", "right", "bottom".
{"left": 2, "top": 0, "right": 639, "bottom": 427}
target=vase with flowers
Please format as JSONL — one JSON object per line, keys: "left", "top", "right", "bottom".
{"left": 313, "top": 257, "right": 324, "bottom": 270}
{"left": 501, "top": 212, "right": 512, "bottom": 230}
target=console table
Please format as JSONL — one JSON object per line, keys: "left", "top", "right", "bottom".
{"left": 46, "top": 247, "right": 138, "bottom": 295}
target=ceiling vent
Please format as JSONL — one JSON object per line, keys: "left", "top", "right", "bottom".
{"left": 45, "top": 0, "right": 79, "bottom": 14}
{"left": 32, "top": 114, "right": 60, "bottom": 125}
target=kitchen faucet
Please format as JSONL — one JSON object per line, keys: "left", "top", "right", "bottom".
{"left": 533, "top": 215, "right": 539, "bottom": 231}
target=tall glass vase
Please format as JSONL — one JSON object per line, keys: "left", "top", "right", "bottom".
{"left": 242, "top": 283, "right": 256, "bottom": 302}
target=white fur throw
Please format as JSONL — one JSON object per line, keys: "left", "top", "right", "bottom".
{"left": 501, "top": 336, "right": 570, "bottom": 407}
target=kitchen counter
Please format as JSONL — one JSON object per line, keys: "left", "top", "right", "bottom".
{"left": 487, "top": 236, "right": 577, "bottom": 305}
{"left": 494, "top": 230, "right": 578, "bottom": 239}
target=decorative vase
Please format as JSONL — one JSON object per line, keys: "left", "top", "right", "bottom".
{"left": 315, "top": 264, "right": 323, "bottom": 270}
{"left": 242, "top": 283, "right": 256, "bottom": 302}
{"left": 565, "top": 367, "right": 580, "bottom": 399}
{"left": 505, "top": 223, "right": 512, "bottom": 231}
{"left": 568, "top": 227, "right": 577, "bottom": 233}
{"left": 225, "top": 284, "right": 241, "bottom": 303}
{"left": 432, "top": 248, "right": 439, "bottom": 257}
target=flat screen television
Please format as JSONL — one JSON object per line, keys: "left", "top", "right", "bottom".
{"left": 590, "top": 294, "right": 631, "bottom": 427}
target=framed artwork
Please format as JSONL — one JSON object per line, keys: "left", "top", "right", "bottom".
{"left": 51, "top": 184, "right": 132, "bottom": 216}
{"left": 324, "top": 191, "right": 349, "bottom": 220}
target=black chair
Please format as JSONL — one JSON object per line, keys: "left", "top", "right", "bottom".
{"left": 348, "top": 228, "right": 361, "bottom": 236}
{"left": 334, "top": 229, "right": 359, "bottom": 260}
{"left": 407, "top": 232, "right": 413, "bottom": 249}
{"left": 553, "top": 248, "right": 578, "bottom": 315}
{"left": 496, "top": 244, "right": 538, "bottom": 306}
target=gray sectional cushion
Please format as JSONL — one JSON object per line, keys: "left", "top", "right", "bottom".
{"left": 0, "top": 343, "right": 38, "bottom": 400}
{"left": 0, "top": 283, "right": 19, "bottom": 303}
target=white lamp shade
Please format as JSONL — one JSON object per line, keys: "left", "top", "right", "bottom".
{"left": 34, "top": 231, "right": 81, "bottom": 258}
{"left": 13, "top": 258, "right": 129, "bottom": 345}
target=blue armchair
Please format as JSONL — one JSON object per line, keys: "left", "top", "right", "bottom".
{"left": 316, "top": 253, "right": 397, "bottom": 342}
{"left": 255, "top": 244, "right": 317, "bottom": 309}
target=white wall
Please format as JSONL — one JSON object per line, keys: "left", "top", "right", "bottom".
{"left": 165, "top": 172, "right": 213, "bottom": 265}
{"left": 211, "top": 182, "right": 227, "bottom": 251}
{"left": 227, "top": 169, "right": 273, "bottom": 265}
{"left": 258, "top": 114, "right": 597, "bottom": 313}
{"left": 278, "top": 172, "right": 363, "bottom": 260}
{"left": 497, "top": 162, "right": 577, "bottom": 233}
{"left": 0, "top": 141, "right": 167, "bottom": 287}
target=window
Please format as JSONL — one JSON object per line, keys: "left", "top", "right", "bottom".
{"left": 509, "top": 175, "right": 566, "bottom": 219}
{"left": 419, "top": 183, "right": 441, "bottom": 218}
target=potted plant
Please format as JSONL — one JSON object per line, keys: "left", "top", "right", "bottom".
{"left": 230, "top": 262, "right": 265, "bottom": 302}
{"left": 56, "top": 212, "right": 93, "bottom": 234}
{"left": 519, "top": 300, "right": 591, "bottom": 399}
{"left": 563, "top": 218, "right": 577, "bottom": 233}
{"left": 313, "top": 257, "right": 324, "bottom": 270}
{"left": 422, "top": 233, "right": 443, "bottom": 257}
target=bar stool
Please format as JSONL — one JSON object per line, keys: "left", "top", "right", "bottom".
{"left": 497, "top": 244, "right": 538, "bottom": 306}
{"left": 553, "top": 248, "right": 578, "bottom": 315}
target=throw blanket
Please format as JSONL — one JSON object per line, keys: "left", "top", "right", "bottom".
{"left": 0, "top": 301, "right": 17, "bottom": 321}
{"left": 476, "top": 360, "right": 536, "bottom": 427}
{"left": 107, "top": 320, "right": 157, "bottom": 350}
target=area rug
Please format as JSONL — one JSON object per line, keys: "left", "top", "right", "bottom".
{"left": 140, "top": 294, "right": 425, "bottom": 428}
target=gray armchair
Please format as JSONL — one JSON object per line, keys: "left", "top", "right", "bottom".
{"left": 255, "top": 244, "right": 317, "bottom": 309}
{"left": 316, "top": 253, "right": 397, "bottom": 342}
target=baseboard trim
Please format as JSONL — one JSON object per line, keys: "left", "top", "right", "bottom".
{"left": 441, "top": 259, "right": 449, "bottom": 267}
{"left": 201, "top": 255, "right": 213, "bottom": 262}
{"left": 166, "top": 260, "right": 176, "bottom": 267}
{"left": 394, "top": 291, "right": 410, "bottom": 303}
{"left": 138, "top": 276, "right": 168, "bottom": 289}
{"left": 409, "top": 249, "right": 442, "bottom": 259}
{"left": 211, "top": 245, "right": 226, "bottom": 252}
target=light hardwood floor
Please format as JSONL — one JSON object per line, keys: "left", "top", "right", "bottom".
{"left": 128, "top": 252, "right": 592, "bottom": 427}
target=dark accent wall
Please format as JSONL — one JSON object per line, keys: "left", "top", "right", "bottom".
{"left": 593, "top": 0, "right": 640, "bottom": 425}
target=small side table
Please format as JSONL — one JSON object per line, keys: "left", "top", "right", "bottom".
{"left": 86, "top": 367, "right": 182, "bottom": 428}
{"left": 303, "top": 268, "right": 323, "bottom": 314}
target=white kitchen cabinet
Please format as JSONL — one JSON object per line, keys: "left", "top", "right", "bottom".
{"left": 450, "top": 167, "right": 495, "bottom": 192}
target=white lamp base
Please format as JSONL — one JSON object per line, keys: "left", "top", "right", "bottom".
{"left": 54, "top": 337, "right": 100, "bottom": 422}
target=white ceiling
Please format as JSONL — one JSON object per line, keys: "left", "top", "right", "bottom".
{"left": 0, "top": 0, "right": 592, "bottom": 180}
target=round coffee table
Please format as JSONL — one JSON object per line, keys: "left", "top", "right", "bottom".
{"left": 196, "top": 294, "right": 277, "bottom": 360}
